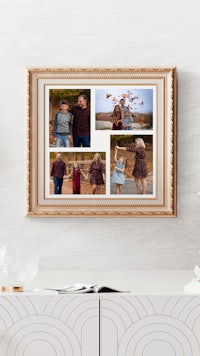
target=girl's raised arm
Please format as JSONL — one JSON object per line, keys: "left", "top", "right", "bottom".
{"left": 115, "top": 145, "right": 126, "bottom": 151}
{"left": 114, "top": 148, "right": 118, "bottom": 162}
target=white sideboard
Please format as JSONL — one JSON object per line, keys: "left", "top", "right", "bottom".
{"left": 100, "top": 294, "right": 200, "bottom": 356}
{"left": 1, "top": 292, "right": 200, "bottom": 355}
{"left": 0, "top": 293, "right": 99, "bottom": 356}
{"left": 0, "top": 270, "right": 199, "bottom": 355}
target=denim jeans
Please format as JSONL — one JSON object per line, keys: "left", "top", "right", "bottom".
{"left": 53, "top": 177, "right": 63, "bottom": 194}
{"left": 73, "top": 135, "right": 90, "bottom": 147}
{"left": 55, "top": 134, "right": 70, "bottom": 147}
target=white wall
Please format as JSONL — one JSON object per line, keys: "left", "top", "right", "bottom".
{"left": 0, "top": 0, "right": 200, "bottom": 270}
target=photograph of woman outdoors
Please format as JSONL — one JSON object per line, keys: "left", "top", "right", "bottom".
{"left": 86, "top": 153, "right": 106, "bottom": 194}
{"left": 110, "top": 135, "right": 153, "bottom": 195}
{"left": 50, "top": 152, "right": 106, "bottom": 195}
{"left": 49, "top": 89, "right": 90, "bottom": 147}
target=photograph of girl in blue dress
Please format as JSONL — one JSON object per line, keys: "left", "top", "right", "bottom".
{"left": 110, "top": 135, "right": 153, "bottom": 195}
{"left": 95, "top": 88, "right": 153, "bottom": 130}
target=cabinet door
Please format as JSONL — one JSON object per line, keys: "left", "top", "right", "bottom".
{"left": 100, "top": 294, "right": 200, "bottom": 356}
{"left": 0, "top": 294, "right": 99, "bottom": 356}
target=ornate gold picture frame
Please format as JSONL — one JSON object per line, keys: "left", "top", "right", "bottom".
{"left": 27, "top": 68, "right": 176, "bottom": 217}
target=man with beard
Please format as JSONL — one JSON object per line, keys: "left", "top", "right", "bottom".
{"left": 50, "top": 153, "right": 67, "bottom": 194}
{"left": 70, "top": 94, "right": 90, "bottom": 147}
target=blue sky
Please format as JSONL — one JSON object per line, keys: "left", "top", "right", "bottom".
{"left": 95, "top": 88, "right": 153, "bottom": 113}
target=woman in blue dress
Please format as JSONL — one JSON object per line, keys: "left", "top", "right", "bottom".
{"left": 111, "top": 148, "right": 125, "bottom": 194}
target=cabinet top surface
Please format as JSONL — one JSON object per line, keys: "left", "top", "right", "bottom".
{"left": 0, "top": 270, "right": 198, "bottom": 296}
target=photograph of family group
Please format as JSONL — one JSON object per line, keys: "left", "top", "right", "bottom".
{"left": 48, "top": 87, "right": 154, "bottom": 196}
{"left": 50, "top": 152, "right": 106, "bottom": 195}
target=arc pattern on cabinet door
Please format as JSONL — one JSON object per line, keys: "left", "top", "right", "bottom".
{"left": 0, "top": 295, "right": 99, "bottom": 356}
{"left": 100, "top": 295, "right": 200, "bottom": 356}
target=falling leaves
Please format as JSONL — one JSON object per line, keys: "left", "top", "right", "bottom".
{"left": 106, "top": 90, "right": 145, "bottom": 112}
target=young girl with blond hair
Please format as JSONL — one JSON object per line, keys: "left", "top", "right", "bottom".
{"left": 111, "top": 148, "right": 125, "bottom": 194}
